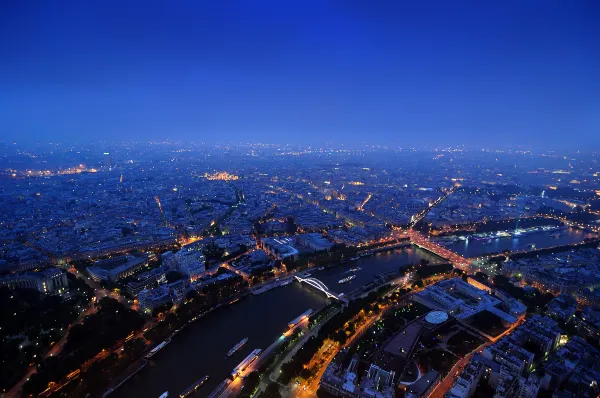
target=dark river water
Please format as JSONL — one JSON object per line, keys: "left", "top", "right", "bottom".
{"left": 441, "top": 227, "right": 595, "bottom": 259}
{"left": 113, "top": 246, "right": 438, "bottom": 398}
{"left": 310, "top": 245, "right": 444, "bottom": 295}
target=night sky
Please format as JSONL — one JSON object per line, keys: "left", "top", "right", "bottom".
{"left": 1, "top": 1, "right": 599, "bottom": 148}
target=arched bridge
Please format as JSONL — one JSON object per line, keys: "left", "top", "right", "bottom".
{"left": 294, "top": 276, "right": 341, "bottom": 300}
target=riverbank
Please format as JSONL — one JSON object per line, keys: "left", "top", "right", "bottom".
{"left": 102, "top": 359, "right": 148, "bottom": 398}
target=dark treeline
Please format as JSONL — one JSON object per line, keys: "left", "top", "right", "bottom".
{"left": 23, "top": 297, "right": 145, "bottom": 396}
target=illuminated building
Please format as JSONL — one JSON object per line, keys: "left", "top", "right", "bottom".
{"left": 87, "top": 254, "right": 148, "bottom": 282}
{"left": 0, "top": 268, "right": 69, "bottom": 295}
{"left": 260, "top": 237, "right": 299, "bottom": 260}
{"left": 103, "top": 152, "right": 113, "bottom": 167}
{"left": 204, "top": 171, "right": 239, "bottom": 181}
{"left": 126, "top": 266, "right": 167, "bottom": 297}
{"left": 138, "top": 279, "right": 189, "bottom": 313}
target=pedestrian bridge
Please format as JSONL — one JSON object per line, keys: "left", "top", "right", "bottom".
{"left": 294, "top": 276, "right": 342, "bottom": 300}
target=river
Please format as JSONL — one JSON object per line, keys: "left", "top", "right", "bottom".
{"left": 113, "top": 246, "right": 438, "bottom": 398}
{"left": 440, "top": 227, "right": 595, "bottom": 259}
{"left": 310, "top": 245, "right": 445, "bottom": 295}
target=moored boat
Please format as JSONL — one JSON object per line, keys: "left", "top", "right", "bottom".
{"left": 338, "top": 275, "right": 356, "bottom": 284}
{"left": 227, "top": 338, "right": 248, "bottom": 357}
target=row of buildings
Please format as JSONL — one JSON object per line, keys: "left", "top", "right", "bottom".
{"left": 502, "top": 247, "right": 600, "bottom": 307}
{"left": 319, "top": 279, "right": 530, "bottom": 398}
{"left": 448, "top": 314, "right": 600, "bottom": 398}
{"left": 320, "top": 309, "right": 450, "bottom": 398}
{"left": 0, "top": 267, "right": 69, "bottom": 295}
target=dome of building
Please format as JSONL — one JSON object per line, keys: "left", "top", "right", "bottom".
{"left": 425, "top": 311, "right": 448, "bottom": 325}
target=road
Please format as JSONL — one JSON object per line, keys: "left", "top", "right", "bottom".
{"left": 69, "top": 267, "right": 134, "bottom": 308}
{"left": 207, "top": 308, "right": 342, "bottom": 398}
{"left": 428, "top": 317, "right": 525, "bottom": 398}
{"left": 408, "top": 185, "right": 458, "bottom": 228}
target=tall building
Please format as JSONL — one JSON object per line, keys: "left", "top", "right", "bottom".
{"left": 162, "top": 248, "right": 206, "bottom": 281}
{"left": 176, "top": 250, "right": 206, "bottom": 280}
{"left": 138, "top": 279, "right": 189, "bottom": 313}
{"left": 103, "top": 152, "right": 113, "bottom": 168}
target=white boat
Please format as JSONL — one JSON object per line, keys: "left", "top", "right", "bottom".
{"left": 145, "top": 339, "right": 171, "bottom": 359}
{"left": 227, "top": 338, "right": 249, "bottom": 357}
{"left": 179, "top": 375, "right": 209, "bottom": 397}
{"left": 339, "top": 275, "right": 356, "bottom": 284}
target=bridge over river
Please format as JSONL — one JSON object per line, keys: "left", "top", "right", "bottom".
{"left": 294, "top": 275, "right": 349, "bottom": 303}
{"left": 408, "top": 230, "right": 471, "bottom": 269}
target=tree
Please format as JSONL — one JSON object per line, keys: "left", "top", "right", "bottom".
{"left": 332, "top": 330, "right": 348, "bottom": 345}
{"left": 186, "top": 289, "right": 199, "bottom": 301}
{"left": 285, "top": 217, "right": 297, "bottom": 233}
{"left": 412, "top": 280, "right": 424, "bottom": 288}
{"left": 264, "top": 382, "right": 282, "bottom": 398}
{"left": 398, "top": 264, "right": 411, "bottom": 276}
{"left": 152, "top": 302, "right": 174, "bottom": 317}
{"left": 475, "top": 272, "right": 488, "bottom": 282}
{"left": 124, "top": 338, "right": 146, "bottom": 358}
{"left": 300, "top": 368, "right": 312, "bottom": 379}
{"left": 166, "top": 270, "right": 183, "bottom": 283}
{"left": 239, "top": 371, "right": 260, "bottom": 398}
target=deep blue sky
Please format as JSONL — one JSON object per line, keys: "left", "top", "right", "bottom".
{"left": 1, "top": 1, "right": 599, "bottom": 148}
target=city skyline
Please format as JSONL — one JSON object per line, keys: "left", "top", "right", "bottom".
{"left": 1, "top": 141, "right": 600, "bottom": 398}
